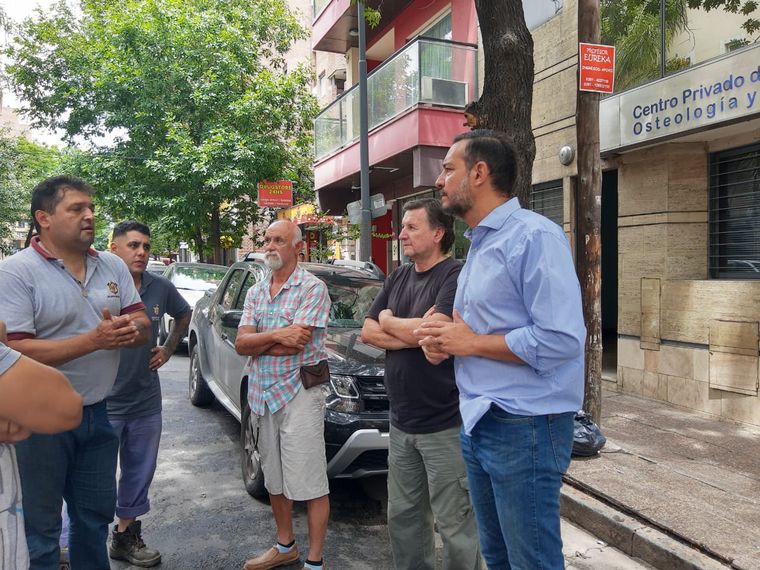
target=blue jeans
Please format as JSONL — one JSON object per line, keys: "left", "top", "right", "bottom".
{"left": 109, "top": 413, "right": 162, "bottom": 519}
{"left": 460, "top": 406, "right": 574, "bottom": 570}
{"left": 16, "top": 401, "right": 119, "bottom": 570}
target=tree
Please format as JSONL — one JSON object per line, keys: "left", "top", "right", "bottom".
{"left": 464, "top": 2, "right": 536, "bottom": 205}
{"left": 690, "top": 0, "right": 760, "bottom": 34}
{"left": 5, "top": 0, "right": 318, "bottom": 264}
{"left": 353, "top": 1, "right": 535, "bottom": 204}
{"left": 602, "top": 0, "right": 690, "bottom": 91}
{"left": 0, "top": 131, "right": 71, "bottom": 253}
{"left": 603, "top": 1, "right": 760, "bottom": 92}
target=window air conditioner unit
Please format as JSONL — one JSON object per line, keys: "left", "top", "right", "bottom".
{"left": 420, "top": 76, "right": 468, "bottom": 107}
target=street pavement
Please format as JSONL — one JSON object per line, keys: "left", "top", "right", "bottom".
{"left": 563, "top": 386, "right": 760, "bottom": 570}
{"left": 108, "top": 352, "right": 654, "bottom": 569}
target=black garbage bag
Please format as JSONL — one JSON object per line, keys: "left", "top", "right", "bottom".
{"left": 572, "top": 410, "right": 606, "bottom": 457}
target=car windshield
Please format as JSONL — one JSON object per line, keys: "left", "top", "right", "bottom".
{"left": 171, "top": 266, "right": 228, "bottom": 291}
{"left": 323, "top": 275, "right": 382, "bottom": 328}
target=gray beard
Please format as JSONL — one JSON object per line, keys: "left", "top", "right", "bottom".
{"left": 264, "top": 254, "right": 283, "bottom": 270}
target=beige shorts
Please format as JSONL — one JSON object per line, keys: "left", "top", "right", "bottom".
{"left": 257, "top": 385, "right": 329, "bottom": 501}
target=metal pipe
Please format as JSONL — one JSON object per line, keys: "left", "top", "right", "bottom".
{"left": 660, "top": 0, "right": 666, "bottom": 78}
{"left": 358, "top": 2, "right": 371, "bottom": 262}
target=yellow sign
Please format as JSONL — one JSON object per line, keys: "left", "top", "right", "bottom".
{"left": 277, "top": 203, "right": 315, "bottom": 221}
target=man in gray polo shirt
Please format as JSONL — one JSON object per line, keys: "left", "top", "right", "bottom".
{"left": 0, "top": 175, "right": 150, "bottom": 570}
{"left": 107, "top": 220, "right": 191, "bottom": 567}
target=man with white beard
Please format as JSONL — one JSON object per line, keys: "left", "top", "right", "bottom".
{"left": 236, "top": 221, "right": 332, "bottom": 570}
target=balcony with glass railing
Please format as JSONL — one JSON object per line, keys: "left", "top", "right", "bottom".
{"left": 314, "top": 38, "right": 478, "bottom": 161}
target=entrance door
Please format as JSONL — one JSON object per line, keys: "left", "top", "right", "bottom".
{"left": 601, "top": 170, "right": 619, "bottom": 382}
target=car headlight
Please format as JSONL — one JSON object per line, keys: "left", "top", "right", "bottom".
{"left": 322, "top": 374, "right": 360, "bottom": 413}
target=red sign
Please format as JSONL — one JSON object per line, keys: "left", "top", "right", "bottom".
{"left": 257, "top": 180, "right": 293, "bottom": 208}
{"left": 579, "top": 43, "right": 615, "bottom": 94}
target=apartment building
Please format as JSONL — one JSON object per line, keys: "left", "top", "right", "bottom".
{"left": 311, "top": 0, "right": 760, "bottom": 427}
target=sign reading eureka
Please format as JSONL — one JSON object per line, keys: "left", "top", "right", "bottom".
{"left": 600, "top": 44, "right": 760, "bottom": 152}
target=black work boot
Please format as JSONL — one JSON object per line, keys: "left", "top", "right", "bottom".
{"left": 109, "top": 520, "right": 162, "bottom": 567}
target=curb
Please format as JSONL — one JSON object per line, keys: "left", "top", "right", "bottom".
{"left": 560, "top": 484, "right": 732, "bottom": 570}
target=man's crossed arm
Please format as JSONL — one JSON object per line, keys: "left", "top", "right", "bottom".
{"left": 236, "top": 323, "right": 315, "bottom": 358}
{"left": 361, "top": 306, "right": 451, "bottom": 351}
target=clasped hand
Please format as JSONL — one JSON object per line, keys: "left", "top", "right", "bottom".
{"left": 413, "top": 310, "right": 476, "bottom": 364}
{"left": 92, "top": 308, "right": 139, "bottom": 349}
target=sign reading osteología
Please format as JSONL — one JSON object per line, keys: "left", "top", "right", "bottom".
{"left": 602, "top": 44, "right": 760, "bottom": 150}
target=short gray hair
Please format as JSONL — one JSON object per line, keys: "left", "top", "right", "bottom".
{"left": 291, "top": 224, "right": 302, "bottom": 246}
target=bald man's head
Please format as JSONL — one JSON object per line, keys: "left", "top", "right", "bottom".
{"left": 262, "top": 220, "right": 303, "bottom": 272}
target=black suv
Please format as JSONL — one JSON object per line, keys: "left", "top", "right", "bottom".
{"left": 187, "top": 258, "right": 389, "bottom": 498}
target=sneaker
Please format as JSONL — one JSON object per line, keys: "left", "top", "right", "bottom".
{"left": 243, "top": 544, "right": 299, "bottom": 570}
{"left": 302, "top": 564, "right": 327, "bottom": 570}
{"left": 109, "top": 520, "right": 162, "bottom": 568}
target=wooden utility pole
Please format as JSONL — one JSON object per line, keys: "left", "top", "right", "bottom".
{"left": 577, "top": 0, "right": 603, "bottom": 422}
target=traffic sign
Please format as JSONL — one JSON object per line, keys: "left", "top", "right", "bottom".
{"left": 347, "top": 194, "right": 387, "bottom": 224}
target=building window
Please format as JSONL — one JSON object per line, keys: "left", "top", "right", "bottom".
{"left": 420, "top": 12, "right": 452, "bottom": 40}
{"left": 709, "top": 144, "right": 760, "bottom": 279}
{"left": 530, "top": 180, "right": 563, "bottom": 226}
{"left": 723, "top": 38, "right": 749, "bottom": 53}
{"left": 317, "top": 72, "right": 326, "bottom": 97}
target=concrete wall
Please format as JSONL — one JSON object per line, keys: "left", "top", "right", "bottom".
{"left": 614, "top": 138, "right": 760, "bottom": 427}
{"left": 529, "top": 0, "right": 579, "bottom": 247}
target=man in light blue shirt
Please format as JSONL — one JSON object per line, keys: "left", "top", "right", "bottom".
{"left": 416, "top": 130, "right": 585, "bottom": 570}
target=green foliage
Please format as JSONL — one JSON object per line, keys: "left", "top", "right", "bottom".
{"left": 4, "top": 0, "right": 318, "bottom": 261}
{"left": 601, "top": 0, "right": 690, "bottom": 91}
{"left": 688, "top": 0, "right": 760, "bottom": 34}
{"left": 350, "top": 1, "right": 381, "bottom": 28}
{"left": 0, "top": 131, "right": 69, "bottom": 253}
{"left": 603, "top": 0, "right": 760, "bottom": 91}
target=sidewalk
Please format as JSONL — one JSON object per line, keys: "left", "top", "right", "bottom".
{"left": 560, "top": 387, "right": 760, "bottom": 570}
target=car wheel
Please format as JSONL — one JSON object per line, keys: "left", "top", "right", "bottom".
{"left": 188, "top": 344, "right": 214, "bottom": 407}
{"left": 241, "top": 402, "right": 267, "bottom": 500}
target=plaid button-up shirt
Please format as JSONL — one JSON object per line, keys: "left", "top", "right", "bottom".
{"left": 240, "top": 266, "right": 330, "bottom": 415}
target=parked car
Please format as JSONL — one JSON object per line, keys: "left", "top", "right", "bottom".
{"left": 161, "top": 262, "right": 228, "bottom": 344}
{"left": 328, "top": 258, "right": 385, "bottom": 279}
{"left": 146, "top": 260, "right": 168, "bottom": 275}
{"left": 727, "top": 259, "right": 760, "bottom": 273}
{"left": 187, "top": 260, "right": 389, "bottom": 498}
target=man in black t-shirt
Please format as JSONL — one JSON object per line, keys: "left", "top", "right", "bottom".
{"left": 362, "top": 198, "right": 481, "bottom": 570}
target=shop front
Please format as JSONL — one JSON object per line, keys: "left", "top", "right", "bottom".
{"left": 600, "top": 43, "right": 760, "bottom": 426}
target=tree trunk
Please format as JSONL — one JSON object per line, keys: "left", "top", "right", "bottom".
{"left": 195, "top": 230, "right": 205, "bottom": 263}
{"left": 474, "top": 0, "right": 536, "bottom": 205}
{"left": 210, "top": 206, "right": 223, "bottom": 265}
{"left": 577, "top": 0, "right": 603, "bottom": 423}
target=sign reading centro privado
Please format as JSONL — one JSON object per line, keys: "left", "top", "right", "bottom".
{"left": 579, "top": 43, "right": 615, "bottom": 94}
{"left": 601, "top": 44, "right": 760, "bottom": 151}
{"left": 257, "top": 180, "right": 293, "bottom": 208}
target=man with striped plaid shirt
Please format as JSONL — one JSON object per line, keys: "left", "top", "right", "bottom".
{"left": 236, "top": 220, "right": 331, "bottom": 570}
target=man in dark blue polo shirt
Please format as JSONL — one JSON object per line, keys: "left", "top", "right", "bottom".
{"left": 107, "top": 221, "right": 191, "bottom": 567}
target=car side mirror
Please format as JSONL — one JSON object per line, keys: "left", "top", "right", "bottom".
{"left": 221, "top": 310, "right": 242, "bottom": 328}
{"left": 205, "top": 287, "right": 217, "bottom": 298}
